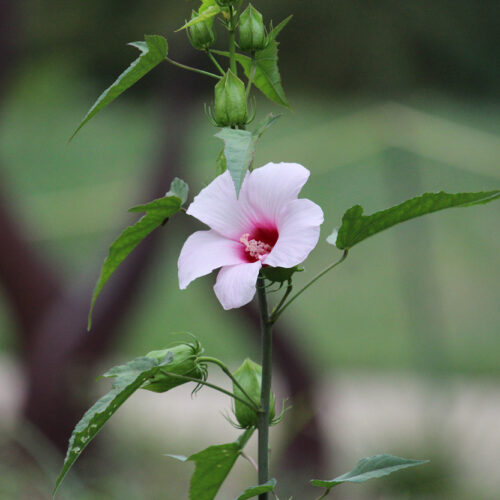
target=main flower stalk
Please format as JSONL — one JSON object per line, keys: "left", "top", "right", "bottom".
{"left": 256, "top": 275, "right": 273, "bottom": 499}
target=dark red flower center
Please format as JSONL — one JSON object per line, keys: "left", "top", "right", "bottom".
{"left": 239, "top": 225, "right": 279, "bottom": 263}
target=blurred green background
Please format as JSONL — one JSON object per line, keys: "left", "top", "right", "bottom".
{"left": 0, "top": 1, "right": 499, "bottom": 499}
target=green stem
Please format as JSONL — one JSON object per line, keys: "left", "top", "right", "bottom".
{"left": 228, "top": 6, "right": 237, "bottom": 75}
{"left": 256, "top": 275, "right": 273, "bottom": 500}
{"left": 165, "top": 57, "right": 221, "bottom": 79}
{"left": 199, "top": 356, "right": 260, "bottom": 410}
{"left": 159, "top": 370, "right": 256, "bottom": 410}
{"left": 246, "top": 54, "right": 257, "bottom": 98}
{"left": 271, "top": 250, "right": 349, "bottom": 323}
{"left": 206, "top": 50, "right": 225, "bottom": 76}
{"left": 314, "top": 489, "right": 331, "bottom": 500}
{"left": 270, "top": 280, "right": 293, "bottom": 318}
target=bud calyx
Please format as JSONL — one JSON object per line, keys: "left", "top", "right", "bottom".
{"left": 142, "top": 341, "right": 206, "bottom": 393}
{"left": 238, "top": 4, "right": 267, "bottom": 51}
{"left": 232, "top": 358, "right": 275, "bottom": 428}
{"left": 214, "top": 70, "right": 248, "bottom": 127}
{"left": 188, "top": 10, "right": 216, "bottom": 50}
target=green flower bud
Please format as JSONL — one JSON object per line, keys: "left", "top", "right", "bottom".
{"left": 232, "top": 358, "right": 275, "bottom": 428}
{"left": 142, "top": 341, "right": 206, "bottom": 393}
{"left": 238, "top": 4, "right": 267, "bottom": 51}
{"left": 214, "top": 70, "right": 248, "bottom": 127}
{"left": 188, "top": 10, "right": 216, "bottom": 50}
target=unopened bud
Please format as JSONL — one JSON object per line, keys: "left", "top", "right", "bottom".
{"left": 188, "top": 10, "right": 216, "bottom": 50}
{"left": 214, "top": 70, "right": 248, "bottom": 127}
{"left": 142, "top": 341, "right": 205, "bottom": 393}
{"left": 238, "top": 4, "right": 267, "bottom": 51}
{"left": 232, "top": 358, "right": 275, "bottom": 428}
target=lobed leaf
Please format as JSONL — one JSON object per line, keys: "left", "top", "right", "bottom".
{"left": 177, "top": 5, "right": 221, "bottom": 31}
{"left": 214, "top": 42, "right": 290, "bottom": 108}
{"left": 215, "top": 128, "right": 254, "bottom": 196}
{"left": 88, "top": 179, "right": 187, "bottom": 329}
{"left": 215, "top": 114, "right": 281, "bottom": 196}
{"left": 54, "top": 356, "right": 168, "bottom": 496}
{"left": 167, "top": 429, "right": 254, "bottom": 500}
{"left": 71, "top": 35, "right": 168, "bottom": 139}
{"left": 234, "top": 479, "right": 277, "bottom": 500}
{"left": 334, "top": 190, "right": 500, "bottom": 250}
{"left": 311, "top": 454, "right": 429, "bottom": 490}
{"left": 268, "top": 15, "right": 293, "bottom": 42}
{"left": 166, "top": 177, "right": 189, "bottom": 205}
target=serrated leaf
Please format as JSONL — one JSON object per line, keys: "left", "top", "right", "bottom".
{"left": 243, "top": 42, "right": 289, "bottom": 108}
{"left": 334, "top": 190, "right": 500, "bottom": 250}
{"left": 166, "top": 177, "right": 189, "bottom": 205}
{"left": 71, "top": 35, "right": 168, "bottom": 139}
{"left": 214, "top": 42, "right": 289, "bottom": 108}
{"left": 54, "top": 356, "right": 166, "bottom": 496}
{"left": 88, "top": 179, "right": 187, "bottom": 329}
{"left": 235, "top": 479, "right": 277, "bottom": 500}
{"left": 268, "top": 15, "right": 293, "bottom": 42}
{"left": 215, "top": 114, "right": 280, "bottom": 196}
{"left": 167, "top": 429, "right": 254, "bottom": 500}
{"left": 311, "top": 454, "right": 429, "bottom": 490}
{"left": 177, "top": 5, "right": 221, "bottom": 31}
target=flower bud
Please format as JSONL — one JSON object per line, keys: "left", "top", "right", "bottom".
{"left": 238, "top": 4, "right": 267, "bottom": 52}
{"left": 142, "top": 341, "right": 206, "bottom": 393}
{"left": 188, "top": 10, "right": 216, "bottom": 50}
{"left": 214, "top": 70, "right": 248, "bottom": 127}
{"left": 232, "top": 358, "right": 275, "bottom": 428}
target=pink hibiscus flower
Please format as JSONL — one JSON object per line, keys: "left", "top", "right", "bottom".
{"left": 178, "top": 162, "right": 324, "bottom": 309}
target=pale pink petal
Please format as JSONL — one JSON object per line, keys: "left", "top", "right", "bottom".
{"left": 213, "top": 261, "right": 262, "bottom": 310}
{"left": 178, "top": 230, "right": 246, "bottom": 289}
{"left": 186, "top": 171, "right": 253, "bottom": 240}
{"left": 240, "top": 162, "right": 310, "bottom": 224}
{"left": 264, "top": 199, "right": 324, "bottom": 268}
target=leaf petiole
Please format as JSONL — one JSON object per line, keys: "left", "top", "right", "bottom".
{"left": 270, "top": 250, "right": 348, "bottom": 323}
{"left": 165, "top": 57, "right": 221, "bottom": 79}
{"left": 159, "top": 370, "right": 259, "bottom": 411}
{"left": 198, "top": 356, "right": 260, "bottom": 410}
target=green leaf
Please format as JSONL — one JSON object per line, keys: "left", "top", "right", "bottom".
{"left": 215, "top": 128, "right": 254, "bottom": 196}
{"left": 311, "top": 454, "right": 429, "bottom": 490}
{"left": 177, "top": 5, "right": 221, "bottom": 31}
{"left": 216, "top": 148, "right": 227, "bottom": 175}
{"left": 235, "top": 479, "right": 277, "bottom": 500}
{"left": 334, "top": 190, "right": 500, "bottom": 250}
{"left": 214, "top": 42, "right": 290, "bottom": 108}
{"left": 167, "top": 177, "right": 189, "bottom": 205}
{"left": 88, "top": 179, "right": 187, "bottom": 329}
{"left": 71, "top": 35, "right": 168, "bottom": 139}
{"left": 268, "top": 15, "right": 293, "bottom": 42}
{"left": 215, "top": 114, "right": 280, "bottom": 196}
{"left": 167, "top": 429, "right": 254, "bottom": 500}
{"left": 54, "top": 356, "right": 168, "bottom": 496}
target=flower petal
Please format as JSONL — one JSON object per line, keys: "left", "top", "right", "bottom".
{"left": 178, "top": 230, "right": 245, "bottom": 289}
{"left": 264, "top": 198, "right": 324, "bottom": 268}
{"left": 186, "top": 171, "right": 253, "bottom": 240}
{"left": 241, "top": 162, "right": 310, "bottom": 224}
{"left": 213, "top": 261, "right": 262, "bottom": 310}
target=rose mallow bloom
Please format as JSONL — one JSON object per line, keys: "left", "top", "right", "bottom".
{"left": 178, "top": 162, "right": 324, "bottom": 309}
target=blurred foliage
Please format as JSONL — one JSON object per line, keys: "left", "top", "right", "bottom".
{"left": 15, "top": 0, "right": 500, "bottom": 96}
